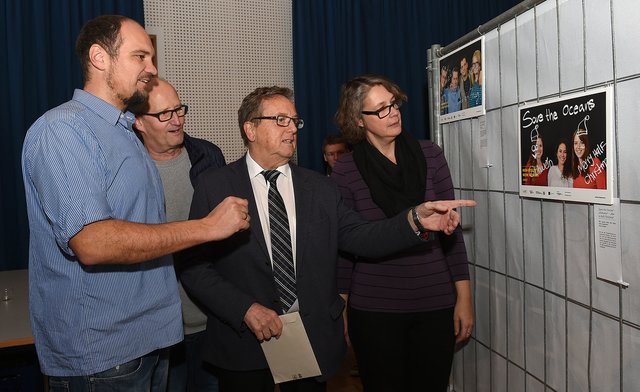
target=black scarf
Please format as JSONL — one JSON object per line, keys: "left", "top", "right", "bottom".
{"left": 352, "top": 131, "right": 427, "bottom": 217}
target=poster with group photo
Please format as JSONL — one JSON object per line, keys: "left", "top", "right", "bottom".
{"left": 519, "top": 87, "right": 613, "bottom": 205}
{"left": 438, "top": 37, "right": 485, "bottom": 124}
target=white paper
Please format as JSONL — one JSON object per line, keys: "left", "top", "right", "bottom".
{"left": 594, "top": 199, "right": 628, "bottom": 286}
{"left": 477, "top": 116, "right": 490, "bottom": 168}
{"left": 260, "top": 311, "right": 322, "bottom": 384}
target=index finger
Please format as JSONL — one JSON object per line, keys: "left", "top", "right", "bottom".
{"left": 441, "top": 199, "right": 477, "bottom": 209}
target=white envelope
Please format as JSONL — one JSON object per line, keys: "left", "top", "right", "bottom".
{"left": 260, "top": 311, "right": 322, "bottom": 384}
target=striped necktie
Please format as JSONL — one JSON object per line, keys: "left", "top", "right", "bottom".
{"left": 262, "top": 170, "right": 297, "bottom": 312}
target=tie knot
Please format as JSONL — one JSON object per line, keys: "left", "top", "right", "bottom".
{"left": 262, "top": 170, "right": 281, "bottom": 184}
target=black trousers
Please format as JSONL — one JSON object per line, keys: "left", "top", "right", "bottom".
{"left": 216, "top": 367, "right": 326, "bottom": 392}
{"left": 348, "top": 306, "right": 455, "bottom": 392}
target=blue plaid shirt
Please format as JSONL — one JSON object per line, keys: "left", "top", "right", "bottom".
{"left": 22, "top": 89, "right": 183, "bottom": 376}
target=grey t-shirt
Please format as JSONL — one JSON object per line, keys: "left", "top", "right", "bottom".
{"left": 155, "top": 149, "right": 207, "bottom": 334}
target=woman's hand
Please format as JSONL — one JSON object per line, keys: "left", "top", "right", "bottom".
{"left": 453, "top": 280, "right": 474, "bottom": 343}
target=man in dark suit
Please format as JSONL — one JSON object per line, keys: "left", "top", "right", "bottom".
{"left": 179, "top": 86, "right": 474, "bottom": 392}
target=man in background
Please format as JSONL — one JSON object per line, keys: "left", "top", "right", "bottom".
{"left": 322, "top": 134, "right": 349, "bottom": 176}
{"left": 21, "top": 15, "right": 248, "bottom": 391}
{"left": 131, "top": 78, "right": 224, "bottom": 391}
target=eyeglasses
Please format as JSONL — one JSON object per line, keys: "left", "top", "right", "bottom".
{"left": 141, "top": 105, "right": 189, "bottom": 122}
{"left": 472, "top": 62, "right": 480, "bottom": 68}
{"left": 251, "top": 115, "right": 304, "bottom": 129}
{"left": 361, "top": 101, "right": 402, "bottom": 119}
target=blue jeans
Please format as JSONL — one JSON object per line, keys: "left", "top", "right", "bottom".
{"left": 48, "top": 349, "right": 169, "bottom": 392}
{"left": 167, "top": 331, "right": 219, "bottom": 391}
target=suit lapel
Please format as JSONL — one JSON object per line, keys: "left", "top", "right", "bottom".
{"left": 291, "top": 164, "right": 312, "bottom": 273}
{"left": 230, "top": 157, "right": 270, "bottom": 260}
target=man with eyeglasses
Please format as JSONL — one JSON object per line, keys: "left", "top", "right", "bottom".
{"left": 21, "top": 15, "right": 248, "bottom": 391}
{"left": 178, "top": 86, "right": 476, "bottom": 392}
{"left": 130, "top": 78, "right": 224, "bottom": 392}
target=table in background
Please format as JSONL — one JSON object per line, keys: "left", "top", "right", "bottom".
{"left": 0, "top": 269, "right": 33, "bottom": 348}
{"left": 0, "top": 269, "right": 44, "bottom": 391}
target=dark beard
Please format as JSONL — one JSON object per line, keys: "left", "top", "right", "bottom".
{"left": 122, "top": 90, "right": 147, "bottom": 108}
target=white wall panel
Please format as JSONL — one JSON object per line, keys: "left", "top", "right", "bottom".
{"left": 536, "top": 0, "right": 560, "bottom": 98}
{"left": 507, "top": 277, "right": 525, "bottom": 366}
{"left": 485, "top": 29, "right": 501, "bottom": 111}
{"left": 565, "top": 202, "right": 590, "bottom": 304}
{"left": 508, "top": 363, "right": 526, "bottom": 392}
{"left": 515, "top": 10, "right": 536, "bottom": 103}
{"left": 476, "top": 344, "right": 491, "bottom": 392}
{"left": 491, "top": 353, "right": 508, "bottom": 392}
{"left": 459, "top": 119, "right": 474, "bottom": 188}
{"left": 505, "top": 194, "right": 524, "bottom": 280}
{"left": 591, "top": 313, "right": 620, "bottom": 391}
{"left": 545, "top": 292, "right": 566, "bottom": 392}
{"left": 567, "top": 302, "right": 589, "bottom": 392}
{"left": 487, "top": 110, "right": 504, "bottom": 191}
{"left": 489, "top": 192, "right": 506, "bottom": 273}
{"left": 558, "top": 0, "right": 585, "bottom": 92}
{"left": 491, "top": 272, "right": 508, "bottom": 356}
{"left": 616, "top": 78, "right": 640, "bottom": 200}
{"left": 523, "top": 199, "right": 544, "bottom": 287}
{"left": 623, "top": 325, "right": 640, "bottom": 392}
{"left": 475, "top": 267, "right": 491, "bottom": 345}
{"left": 524, "top": 284, "right": 544, "bottom": 380}
{"left": 612, "top": 0, "right": 640, "bottom": 79}
{"left": 584, "top": 0, "right": 613, "bottom": 86}
{"left": 621, "top": 203, "right": 640, "bottom": 326}
{"left": 474, "top": 191, "right": 490, "bottom": 268}
{"left": 501, "top": 105, "right": 520, "bottom": 192}
{"left": 542, "top": 201, "right": 565, "bottom": 295}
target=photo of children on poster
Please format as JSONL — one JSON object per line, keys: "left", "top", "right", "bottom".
{"left": 519, "top": 87, "right": 613, "bottom": 205}
{"left": 439, "top": 37, "right": 485, "bottom": 123}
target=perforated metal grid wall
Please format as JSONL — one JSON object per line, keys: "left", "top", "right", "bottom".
{"left": 143, "top": 0, "right": 294, "bottom": 162}
{"left": 434, "top": 0, "right": 640, "bottom": 391}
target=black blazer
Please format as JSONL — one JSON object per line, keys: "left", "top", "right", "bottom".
{"left": 179, "top": 157, "right": 422, "bottom": 380}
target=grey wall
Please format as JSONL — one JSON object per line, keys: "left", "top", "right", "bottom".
{"left": 441, "top": 0, "right": 640, "bottom": 391}
{"left": 143, "top": 0, "right": 293, "bottom": 163}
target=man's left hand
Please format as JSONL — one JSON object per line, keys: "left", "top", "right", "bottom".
{"left": 414, "top": 199, "right": 476, "bottom": 235}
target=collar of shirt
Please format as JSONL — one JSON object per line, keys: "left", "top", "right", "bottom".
{"left": 245, "top": 151, "right": 297, "bottom": 267}
{"left": 245, "top": 151, "right": 292, "bottom": 182}
{"left": 72, "top": 89, "right": 135, "bottom": 130}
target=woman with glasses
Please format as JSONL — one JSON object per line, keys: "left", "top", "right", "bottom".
{"left": 469, "top": 50, "right": 483, "bottom": 108}
{"left": 332, "top": 75, "right": 474, "bottom": 392}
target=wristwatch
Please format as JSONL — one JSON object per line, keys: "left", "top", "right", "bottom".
{"left": 411, "top": 206, "right": 429, "bottom": 235}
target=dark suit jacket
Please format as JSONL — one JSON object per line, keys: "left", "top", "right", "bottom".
{"left": 179, "top": 157, "right": 423, "bottom": 380}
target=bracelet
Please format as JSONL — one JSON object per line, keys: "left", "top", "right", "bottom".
{"left": 411, "top": 206, "right": 429, "bottom": 234}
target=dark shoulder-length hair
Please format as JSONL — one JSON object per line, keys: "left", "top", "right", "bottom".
{"left": 571, "top": 129, "right": 592, "bottom": 179}
{"left": 555, "top": 139, "right": 572, "bottom": 179}
{"left": 335, "top": 75, "right": 407, "bottom": 144}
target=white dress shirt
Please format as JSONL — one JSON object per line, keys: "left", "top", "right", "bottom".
{"left": 246, "top": 153, "right": 299, "bottom": 312}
